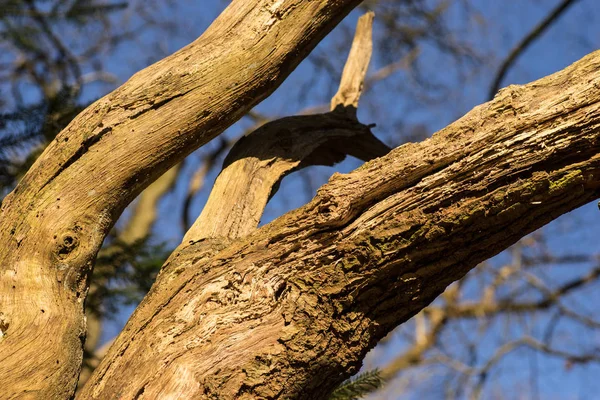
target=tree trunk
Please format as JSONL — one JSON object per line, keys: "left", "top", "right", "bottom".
{"left": 0, "top": 1, "right": 361, "bottom": 398}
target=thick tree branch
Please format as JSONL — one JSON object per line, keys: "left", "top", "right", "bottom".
{"left": 78, "top": 167, "right": 181, "bottom": 388}
{"left": 81, "top": 50, "right": 600, "bottom": 399}
{"left": 0, "top": 1, "right": 362, "bottom": 397}
{"left": 185, "top": 13, "right": 383, "bottom": 242}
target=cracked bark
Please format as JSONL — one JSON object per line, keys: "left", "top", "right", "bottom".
{"left": 81, "top": 40, "right": 600, "bottom": 400}
{"left": 0, "top": 1, "right": 362, "bottom": 398}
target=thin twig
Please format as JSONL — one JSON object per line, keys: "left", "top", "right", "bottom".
{"left": 488, "top": 0, "right": 579, "bottom": 100}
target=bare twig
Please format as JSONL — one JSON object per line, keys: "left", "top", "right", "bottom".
{"left": 488, "top": 0, "right": 580, "bottom": 100}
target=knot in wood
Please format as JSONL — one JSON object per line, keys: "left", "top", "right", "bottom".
{"left": 0, "top": 312, "right": 9, "bottom": 340}
{"left": 56, "top": 232, "right": 80, "bottom": 260}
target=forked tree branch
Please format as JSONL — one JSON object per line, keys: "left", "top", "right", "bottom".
{"left": 82, "top": 46, "right": 600, "bottom": 399}
{"left": 183, "top": 113, "right": 389, "bottom": 242}
{"left": 78, "top": 165, "right": 182, "bottom": 388}
{"left": 0, "top": 1, "right": 362, "bottom": 397}
{"left": 184, "top": 12, "right": 384, "bottom": 242}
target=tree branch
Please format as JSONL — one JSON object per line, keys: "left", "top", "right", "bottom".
{"left": 78, "top": 166, "right": 181, "bottom": 388}
{"left": 331, "top": 12, "right": 374, "bottom": 115}
{"left": 0, "top": 1, "right": 362, "bottom": 397}
{"left": 81, "top": 50, "right": 600, "bottom": 399}
{"left": 184, "top": 12, "right": 384, "bottom": 242}
{"left": 183, "top": 113, "right": 389, "bottom": 242}
{"left": 471, "top": 336, "right": 600, "bottom": 399}
{"left": 421, "top": 264, "right": 600, "bottom": 320}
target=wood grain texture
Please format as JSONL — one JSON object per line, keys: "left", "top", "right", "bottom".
{"left": 81, "top": 51, "right": 600, "bottom": 400}
{"left": 0, "top": 1, "right": 361, "bottom": 398}
{"left": 186, "top": 12, "right": 383, "bottom": 242}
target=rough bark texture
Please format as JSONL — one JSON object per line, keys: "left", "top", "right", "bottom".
{"left": 0, "top": 1, "right": 362, "bottom": 398}
{"left": 80, "top": 51, "right": 600, "bottom": 399}
{"left": 184, "top": 12, "right": 380, "bottom": 243}
{"left": 78, "top": 164, "right": 181, "bottom": 390}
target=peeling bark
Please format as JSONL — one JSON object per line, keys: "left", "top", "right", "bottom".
{"left": 81, "top": 51, "right": 600, "bottom": 399}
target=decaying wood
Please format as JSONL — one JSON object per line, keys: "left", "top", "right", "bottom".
{"left": 3, "top": 2, "right": 600, "bottom": 399}
{"left": 81, "top": 49, "right": 600, "bottom": 399}
{"left": 0, "top": 1, "right": 362, "bottom": 397}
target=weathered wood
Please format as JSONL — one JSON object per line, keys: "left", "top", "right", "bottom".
{"left": 183, "top": 113, "right": 389, "bottom": 242}
{"left": 81, "top": 50, "right": 600, "bottom": 399}
{"left": 0, "top": 1, "right": 362, "bottom": 398}
{"left": 330, "top": 12, "right": 374, "bottom": 115}
{"left": 185, "top": 12, "right": 383, "bottom": 242}
{"left": 78, "top": 165, "right": 181, "bottom": 390}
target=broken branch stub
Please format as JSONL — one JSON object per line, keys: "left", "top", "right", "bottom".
{"left": 0, "top": 1, "right": 364, "bottom": 398}
{"left": 83, "top": 46, "right": 600, "bottom": 400}
{"left": 331, "top": 11, "right": 374, "bottom": 116}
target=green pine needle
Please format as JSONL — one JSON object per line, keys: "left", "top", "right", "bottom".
{"left": 329, "top": 369, "right": 385, "bottom": 400}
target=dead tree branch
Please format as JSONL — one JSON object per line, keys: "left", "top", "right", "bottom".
{"left": 0, "top": 1, "right": 362, "bottom": 397}
{"left": 82, "top": 49, "right": 600, "bottom": 399}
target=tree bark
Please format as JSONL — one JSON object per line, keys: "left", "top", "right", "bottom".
{"left": 81, "top": 50, "right": 600, "bottom": 399}
{"left": 0, "top": 1, "right": 361, "bottom": 398}
{"left": 3, "top": 1, "right": 600, "bottom": 398}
